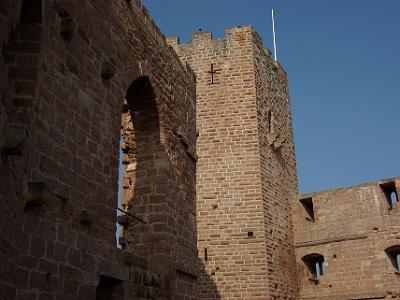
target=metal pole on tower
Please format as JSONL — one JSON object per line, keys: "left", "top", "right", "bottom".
{"left": 272, "top": 9, "right": 278, "bottom": 61}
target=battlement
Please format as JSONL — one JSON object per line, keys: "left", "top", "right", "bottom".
{"left": 167, "top": 25, "right": 253, "bottom": 46}
{"left": 167, "top": 25, "right": 287, "bottom": 77}
{"left": 299, "top": 176, "right": 400, "bottom": 198}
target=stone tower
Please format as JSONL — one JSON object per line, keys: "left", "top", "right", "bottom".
{"left": 168, "top": 26, "right": 299, "bottom": 299}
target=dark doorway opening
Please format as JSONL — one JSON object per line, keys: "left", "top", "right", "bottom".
{"left": 96, "top": 275, "right": 124, "bottom": 300}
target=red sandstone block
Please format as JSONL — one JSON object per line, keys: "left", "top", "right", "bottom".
{"left": 38, "top": 293, "right": 55, "bottom": 300}
{"left": 54, "top": 243, "right": 68, "bottom": 262}
{"left": 16, "top": 53, "right": 38, "bottom": 66}
{"left": 8, "top": 66, "right": 37, "bottom": 80}
{"left": 67, "top": 249, "right": 81, "bottom": 268}
{"left": 6, "top": 40, "right": 40, "bottom": 54}
{"left": 78, "top": 285, "right": 95, "bottom": 300}
{"left": 15, "top": 267, "right": 30, "bottom": 289}
{"left": 29, "top": 271, "right": 47, "bottom": 290}
{"left": 14, "top": 80, "right": 35, "bottom": 97}
{"left": 19, "top": 255, "right": 39, "bottom": 269}
{"left": 62, "top": 278, "right": 79, "bottom": 295}
{"left": 30, "top": 234, "right": 46, "bottom": 257}
{"left": 39, "top": 259, "right": 58, "bottom": 275}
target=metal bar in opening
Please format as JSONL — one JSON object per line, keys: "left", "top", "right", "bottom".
{"left": 116, "top": 207, "right": 146, "bottom": 224}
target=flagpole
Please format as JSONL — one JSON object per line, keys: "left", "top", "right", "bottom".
{"left": 272, "top": 9, "right": 278, "bottom": 61}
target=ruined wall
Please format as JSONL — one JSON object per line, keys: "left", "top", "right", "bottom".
{"left": 0, "top": 0, "right": 198, "bottom": 299}
{"left": 170, "top": 26, "right": 299, "bottom": 299}
{"left": 293, "top": 177, "right": 400, "bottom": 300}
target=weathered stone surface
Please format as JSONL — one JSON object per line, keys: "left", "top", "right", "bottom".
{"left": 0, "top": 0, "right": 197, "bottom": 299}
{"left": 293, "top": 177, "right": 400, "bottom": 299}
{"left": 171, "top": 26, "right": 299, "bottom": 299}
{"left": 0, "top": 123, "right": 28, "bottom": 154}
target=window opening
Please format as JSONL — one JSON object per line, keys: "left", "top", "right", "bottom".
{"left": 96, "top": 275, "right": 124, "bottom": 300}
{"left": 397, "top": 254, "right": 400, "bottom": 271}
{"left": 302, "top": 253, "right": 325, "bottom": 279}
{"left": 385, "top": 246, "right": 400, "bottom": 271}
{"left": 204, "top": 248, "right": 208, "bottom": 262}
{"left": 391, "top": 192, "right": 398, "bottom": 208}
{"left": 299, "top": 197, "right": 315, "bottom": 222}
{"left": 380, "top": 182, "right": 398, "bottom": 209}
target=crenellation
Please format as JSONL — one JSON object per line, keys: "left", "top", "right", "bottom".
{"left": 0, "top": 1, "right": 398, "bottom": 299}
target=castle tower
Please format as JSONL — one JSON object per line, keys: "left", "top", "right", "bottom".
{"left": 168, "top": 26, "right": 299, "bottom": 298}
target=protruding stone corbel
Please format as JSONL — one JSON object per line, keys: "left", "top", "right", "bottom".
{"left": 1, "top": 123, "right": 28, "bottom": 155}
{"left": 186, "top": 145, "right": 198, "bottom": 163}
{"left": 267, "top": 132, "right": 286, "bottom": 151}
{"left": 266, "top": 132, "right": 279, "bottom": 146}
{"left": 101, "top": 61, "right": 117, "bottom": 80}
{"left": 272, "top": 136, "right": 286, "bottom": 150}
{"left": 23, "top": 182, "right": 49, "bottom": 207}
{"left": 60, "top": 17, "right": 77, "bottom": 40}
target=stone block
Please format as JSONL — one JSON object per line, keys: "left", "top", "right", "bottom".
{"left": 23, "top": 181, "right": 49, "bottom": 207}
{"left": 79, "top": 210, "right": 92, "bottom": 226}
{"left": 0, "top": 123, "right": 28, "bottom": 154}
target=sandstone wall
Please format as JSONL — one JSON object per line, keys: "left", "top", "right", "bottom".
{"left": 252, "top": 33, "right": 299, "bottom": 299}
{"left": 170, "top": 26, "right": 299, "bottom": 299}
{"left": 293, "top": 177, "right": 400, "bottom": 299}
{"left": 0, "top": 0, "right": 198, "bottom": 299}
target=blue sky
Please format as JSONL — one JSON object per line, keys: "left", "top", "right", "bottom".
{"left": 142, "top": 0, "right": 400, "bottom": 194}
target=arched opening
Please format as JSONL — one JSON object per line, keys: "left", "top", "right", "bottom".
{"left": 302, "top": 253, "right": 325, "bottom": 279}
{"left": 3, "top": 0, "right": 42, "bottom": 124}
{"left": 385, "top": 245, "right": 400, "bottom": 271}
{"left": 380, "top": 182, "right": 398, "bottom": 210}
{"left": 117, "top": 76, "right": 170, "bottom": 257}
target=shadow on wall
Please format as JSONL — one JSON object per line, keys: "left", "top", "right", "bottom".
{"left": 198, "top": 258, "right": 222, "bottom": 299}
{"left": 118, "top": 76, "right": 168, "bottom": 258}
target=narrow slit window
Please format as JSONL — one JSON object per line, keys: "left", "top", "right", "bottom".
{"left": 299, "top": 197, "right": 315, "bottom": 222}
{"left": 204, "top": 248, "right": 208, "bottom": 262}
{"left": 380, "top": 182, "right": 398, "bottom": 209}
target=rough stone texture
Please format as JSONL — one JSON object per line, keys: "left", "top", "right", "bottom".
{"left": 2, "top": 1, "right": 399, "bottom": 300}
{"left": 170, "top": 26, "right": 299, "bottom": 299}
{"left": 293, "top": 177, "right": 400, "bottom": 300}
{"left": 0, "top": 0, "right": 198, "bottom": 299}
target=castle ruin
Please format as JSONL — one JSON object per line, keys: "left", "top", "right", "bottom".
{"left": 0, "top": 1, "right": 398, "bottom": 299}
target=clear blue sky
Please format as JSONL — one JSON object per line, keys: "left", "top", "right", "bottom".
{"left": 142, "top": 0, "right": 400, "bottom": 194}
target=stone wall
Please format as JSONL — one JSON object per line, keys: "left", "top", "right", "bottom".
{"left": 170, "top": 26, "right": 299, "bottom": 299}
{"left": 0, "top": 0, "right": 198, "bottom": 299}
{"left": 293, "top": 177, "right": 400, "bottom": 299}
